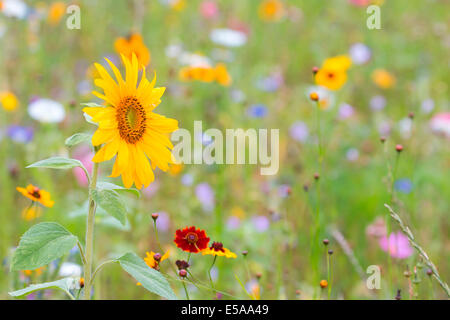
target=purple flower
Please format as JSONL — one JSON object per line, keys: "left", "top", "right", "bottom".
{"left": 246, "top": 104, "right": 268, "bottom": 118}
{"left": 155, "top": 211, "right": 170, "bottom": 232}
{"left": 379, "top": 232, "right": 413, "bottom": 259}
{"left": 251, "top": 215, "right": 270, "bottom": 232}
{"left": 6, "top": 125, "right": 34, "bottom": 143}
{"left": 289, "top": 121, "right": 309, "bottom": 142}
{"left": 370, "top": 95, "right": 386, "bottom": 111}
{"left": 226, "top": 216, "right": 241, "bottom": 230}
{"left": 394, "top": 178, "right": 413, "bottom": 194}
{"left": 338, "top": 103, "right": 354, "bottom": 120}
{"left": 181, "top": 173, "right": 194, "bottom": 186}
{"left": 349, "top": 43, "right": 371, "bottom": 65}
{"left": 195, "top": 183, "right": 215, "bottom": 212}
{"left": 278, "top": 184, "right": 291, "bottom": 198}
{"left": 256, "top": 72, "right": 284, "bottom": 92}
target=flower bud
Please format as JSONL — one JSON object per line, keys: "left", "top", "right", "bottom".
{"left": 312, "top": 66, "right": 319, "bottom": 75}
{"left": 310, "top": 92, "right": 319, "bottom": 101}
{"left": 153, "top": 253, "right": 162, "bottom": 262}
{"left": 151, "top": 212, "right": 159, "bottom": 221}
{"left": 179, "top": 269, "right": 187, "bottom": 278}
{"left": 314, "top": 173, "right": 320, "bottom": 180}
{"left": 322, "top": 239, "right": 329, "bottom": 246}
{"left": 395, "top": 144, "right": 403, "bottom": 152}
{"left": 320, "top": 280, "right": 328, "bottom": 288}
{"left": 328, "top": 249, "right": 334, "bottom": 255}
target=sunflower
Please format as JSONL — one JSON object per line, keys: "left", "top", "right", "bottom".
{"left": 174, "top": 226, "right": 210, "bottom": 253}
{"left": 114, "top": 33, "right": 151, "bottom": 69}
{"left": 83, "top": 53, "right": 178, "bottom": 189}
{"left": 16, "top": 184, "right": 54, "bottom": 208}
{"left": 201, "top": 241, "right": 237, "bottom": 259}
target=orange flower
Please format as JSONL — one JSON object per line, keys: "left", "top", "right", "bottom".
{"left": 169, "top": 163, "right": 183, "bottom": 176}
{"left": 179, "top": 63, "right": 231, "bottom": 86}
{"left": 144, "top": 250, "right": 170, "bottom": 269}
{"left": 315, "top": 55, "right": 352, "bottom": 91}
{"left": 214, "top": 63, "right": 232, "bottom": 86}
{"left": 372, "top": 69, "right": 396, "bottom": 89}
{"left": 22, "top": 206, "right": 42, "bottom": 221}
{"left": 48, "top": 2, "right": 66, "bottom": 25}
{"left": 16, "top": 184, "right": 54, "bottom": 208}
{"left": 23, "top": 267, "right": 45, "bottom": 277}
{"left": 114, "top": 33, "right": 151, "bottom": 69}
{"left": 258, "top": 0, "right": 285, "bottom": 22}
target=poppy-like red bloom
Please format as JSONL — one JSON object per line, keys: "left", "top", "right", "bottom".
{"left": 174, "top": 226, "right": 210, "bottom": 253}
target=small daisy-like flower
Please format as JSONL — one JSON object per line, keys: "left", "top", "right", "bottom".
{"left": 315, "top": 55, "right": 352, "bottom": 91}
{"left": 372, "top": 69, "right": 396, "bottom": 89}
{"left": 201, "top": 241, "right": 237, "bottom": 259}
{"left": 16, "top": 184, "right": 54, "bottom": 208}
{"left": 114, "top": 33, "right": 151, "bottom": 69}
{"left": 144, "top": 250, "right": 169, "bottom": 269}
{"left": 174, "top": 226, "right": 210, "bottom": 253}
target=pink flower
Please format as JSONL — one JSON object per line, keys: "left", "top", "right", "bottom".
{"left": 72, "top": 145, "right": 94, "bottom": 187}
{"left": 379, "top": 232, "right": 413, "bottom": 259}
{"left": 430, "top": 112, "right": 450, "bottom": 139}
{"left": 348, "top": 0, "right": 371, "bottom": 6}
{"left": 200, "top": 1, "right": 219, "bottom": 19}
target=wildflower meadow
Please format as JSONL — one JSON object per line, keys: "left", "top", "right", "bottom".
{"left": 0, "top": 0, "right": 449, "bottom": 305}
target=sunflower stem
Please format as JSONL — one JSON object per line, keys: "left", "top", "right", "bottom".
{"left": 83, "top": 160, "right": 99, "bottom": 300}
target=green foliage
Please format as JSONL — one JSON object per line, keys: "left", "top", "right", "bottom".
{"left": 27, "top": 157, "right": 86, "bottom": 170}
{"left": 9, "top": 278, "right": 77, "bottom": 299}
{"left": 96, "top": 181, "right": 141, "bottom": 198}
{"left": 117, "top": 252, "right": 177, "bottom": 300}
{"left": 11, "top": 222, "right": 78, "bottom": 271}
{"left": 65, "top": 133, "right": 92, "bottom": 148}
{"left": 92, "top": 188, "right": 128, "bottom": 226}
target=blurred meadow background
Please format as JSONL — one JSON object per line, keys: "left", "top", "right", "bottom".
{"left": 0, "top": 0, "right": 449, "bottom": 300}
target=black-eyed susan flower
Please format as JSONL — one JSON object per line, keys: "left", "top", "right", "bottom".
{"left": 174, "top": 226, "right": 210, "bottom": 253}
{"left": 16, "top": 184, "right": 54, "bottom": 208}
{"left": 144, "top": 250, "right": 169, "bottom": 270}
{"left": 315, "top": 55, "right": 352, "bottom": 91}
{"left": 0, "top": 91, "right": 19, "bottom": 111}
{"left": 83, "top": 53, "right": 178, "bottom": 189}
{"left": 201, "top": 241, "right": 237, "bottom": 259}
{"left": 114, "top": 33, "right": 151, "bottom": 69}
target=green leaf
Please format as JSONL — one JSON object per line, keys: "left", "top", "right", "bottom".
{"left": 65, "top": 133, "right": 92, "bottom": 147}
{"left": 9, "top": 277, "right": 78, "bottom": 299}
{"left": 81, "top": 102, "right": 104, "bottom": 108}
{"left": 97, "top": 181, "right": 140, "bottom": 198}
{"left": 11, "top": 222, "right": 78, "bottom": 271}
{"left": 118, "top": 252, "right": 177, "bottom": 300}
{"left": 27, "top": 157, "right": 85, "bottom": 170}
{"left": 92, "top": 188, "right": 128, "bottom": 226}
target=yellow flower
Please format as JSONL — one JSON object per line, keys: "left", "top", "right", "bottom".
{"left": 372, "top": 69, "right": 396, "bottom": 89}
{"left": 170, "top": 0, "right": 186, "bottom": 11}
{"left": 48, "top": 2, "right": 65, "bottom": 25}
{"left": 17, "top": 184, "right": 54, "bottom": 208}
{"left": 23, "top": 267, "right": 45, "bottom": 277}
{"left": 315, "top": 55, "right": 352, "bottom": 91}
{"left": 83, "top": 53, "right": 178, "bottom": 189}
{"left": 144, "top": 250, "right": 170, "bottom": 269}
{"left": 22, "top": 206, "right": 42, "bottom": 221}
{"left": 0, "top": 91, "right": 19, "bottom": 111}
{"left": 214, "top": 63, "right": 232, "bottom": 86}
{"left": 201, "top": 242, "right": 237, "bottom": 259}
{"left": 114, "top": 33, "right": 151, "bottom": 69}
{"left": 258, "top": 0, "right": 284, "bottom": 22}
{"left": 169, "top": 163, "right": 183, "bottom": 176}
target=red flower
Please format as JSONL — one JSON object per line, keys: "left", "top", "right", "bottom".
{"left": 174, "top": 226, "right": 210, "bottom": 253}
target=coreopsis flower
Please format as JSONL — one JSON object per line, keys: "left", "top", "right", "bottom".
{"left": 47, "top": 2, "right": 65, "bottom": 25}
{"left": 16, "top": 184, "right": 54, "bottom": 208}
{"left": 174, "top": 226, "right": 210, "bottom": 253}
{"left": 179, "top": 63, "right": 231, "bottom": 86}
{"left": 22, "top": 206, "right": 42, "bottom": 221}
{"left": 83, "top": 53, "right": 178, "bottom": 189}
{"left": 114, "top": 33, "right": 151, "bottom": 69}
{"left": 315, "top": 55, "right": 352, "bottom": 91}
{"left": 201, "top": 242, "right": 237, "bottom": 259}
{"left": 372, "top": 69, "right": 396, "bottom": 89}
{"left": 258, "top": 0, "right": 285, "bottom": 22}
{"left": 144, "top": 250, "right": 169, "bottom": 269}
{"left": 0, "top": 91, "right": 18, "bottom": 111}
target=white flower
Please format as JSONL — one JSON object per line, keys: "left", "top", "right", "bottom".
{"left": 58, "top": 262, "right": 82, "bottom": 277}
{"left": 210, "top": 28, "right": 247, "bottom": 47}
{"left": 349, "top": 43, "right": 371, "bottom": 65}
{"left": 28, "top": 98, "right": 66, "bottom": 123}
{"left": 2, "top": 0, "right": 28, "bottom": 19}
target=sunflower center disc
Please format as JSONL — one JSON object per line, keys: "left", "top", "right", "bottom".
{"left": 116, "top": 96, "right": 146, "bottom": 144}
